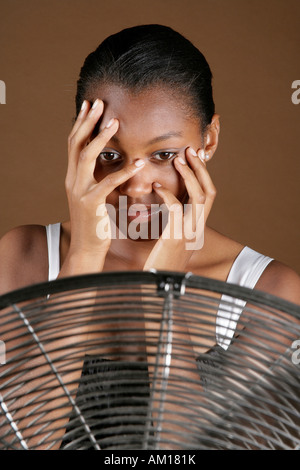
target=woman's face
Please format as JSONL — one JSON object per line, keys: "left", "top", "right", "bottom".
{"left": 88, "top": 84, "right": 205, "bottom": 237}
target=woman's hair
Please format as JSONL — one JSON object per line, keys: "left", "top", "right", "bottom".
{"left": 75, "top": 24, "right": 215, "bottom": 133}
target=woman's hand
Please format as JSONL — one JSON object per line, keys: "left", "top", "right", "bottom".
{"left": 142, "top": 147, "right": 216, "bottom": 444}
{"left": 64, "top": 99, "right": 145, "bottom": 274}
{"left": 143, "top": 146, "right": 216, "bottom": 272}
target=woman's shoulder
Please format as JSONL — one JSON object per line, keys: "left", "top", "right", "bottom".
{"left": 255, "top": 258, "right": 300, "bottom": 305}
{"left": 193, "top": 227, "right": 300, "bottom": 305}
{"left": 0, "top": 224, "right": 48, "bottom": 294}
{"left": 190, "top": 227, "right": 246, "bottom": 279}
{"left": 0, "top": 224, "right": 47, "bottom": 253}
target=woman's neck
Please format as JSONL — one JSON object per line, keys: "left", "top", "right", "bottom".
{"left": 108, "top": 236, "right": 157, "bottom": 269}
{"left": 61, "top": 220, "right": 216, "bottom": 272}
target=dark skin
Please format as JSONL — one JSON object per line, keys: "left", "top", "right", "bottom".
{"left": 0, "top": 83, "right": 298, "bottom": 304}
{"left": 63, "top": 83, "right": 219, "bottom": 275}
{"left": 0, "top": 83, "right": 299, "bottom": 449}
{"left": 0, "top": 83, "right": 299, "bottom": 356}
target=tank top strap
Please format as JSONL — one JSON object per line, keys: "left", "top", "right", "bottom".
{"left": 45, "top": 223, "right": 61, "bottom": 281}
{"left": 44, "top": 226, "right": 274, "bottom": 350}
{"left": 216, "top": 246, "right": 274, "bottom": 350}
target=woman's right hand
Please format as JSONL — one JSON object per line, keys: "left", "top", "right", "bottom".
{"left": 63, "top": 99, "right": 145, "bottom": 274}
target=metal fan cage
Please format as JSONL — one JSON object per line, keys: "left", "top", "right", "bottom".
{"left": 0, "top": 271, "right": 299, "bottom": 450}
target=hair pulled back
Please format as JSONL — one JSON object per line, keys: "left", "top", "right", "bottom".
{"left": 76, "top": 24, "right": 215, "bottom": 133}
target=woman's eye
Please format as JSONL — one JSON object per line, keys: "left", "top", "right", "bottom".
{"left": 153, "top": 152, "right": 177, "bottom": 162}
{"left": 98, "top": 152, "right": 121, "bottom": 163}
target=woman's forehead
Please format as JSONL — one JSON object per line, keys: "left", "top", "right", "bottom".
{"left": 89, "top": 83, "right": 201, "bottom": 141}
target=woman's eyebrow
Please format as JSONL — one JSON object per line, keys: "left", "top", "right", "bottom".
{"left": 146, "top": 131, "right": 183, "bottom": 146}
{"left": 110, "top": 131, "right": 183, "bottom": 146}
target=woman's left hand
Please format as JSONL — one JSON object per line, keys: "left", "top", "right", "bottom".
{"left": 143, "top": 146, "right": 216, "bottom": 272}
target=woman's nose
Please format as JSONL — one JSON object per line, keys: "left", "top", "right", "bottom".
{"left": 118, "top": 161, "right": 153, "bottom": 198}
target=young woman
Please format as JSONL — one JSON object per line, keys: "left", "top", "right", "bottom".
{"left": 1, "top": 24, "right": 299, "bottom": 300}
{"left": 0, "top": 24, "right": 299, "bottom": 449}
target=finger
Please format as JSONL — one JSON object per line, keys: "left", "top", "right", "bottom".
{"left": 67, "top": 99, "right": 105, "bottom": 185}
{"left": 173, "top": 153, "right": 206, "bottom": 205}
{"left": 153, "top": 183, "right": 181, "bottom": 209}
{"left": 155, "top": 175, "right": 202, "bottom": 237}
{"left": 89, "top": 159, "right": 146, "bottom": 201}
{"left": 153, "top": 183, "right": 183, "bottom": 239}
{"left": 185, "top": 148, "right": 217, "bottom": 221}
{"left": 66, "top": 100, "right": 92, "bottom": 190}
{"left": 68, "top": 100, "right": 91, "bottom": 141}
{"left": 68, "top": 99, "right": 104, "bottom": 153}
{"left": 74, "top": 118, "right": 120, "bottom": 191}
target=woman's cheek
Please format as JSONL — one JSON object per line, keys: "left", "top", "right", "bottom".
{"left": 153, "top": 164, "right": 187, "bottom": 203}
{"left": 106, "top": 189, "right": 121, "bottom": 207}
{"left": 93, "top": 160, "right": 103, "bottom": 182}
{"left": 94, "top": 160, "right": 187, "bottom": 204}
{"left": 94, "top": 161, "right": 112, "bottom": 182}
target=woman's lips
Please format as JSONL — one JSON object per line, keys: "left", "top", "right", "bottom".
{"left": 127, "top": 205, "right": 161, "bottom": 223}
{"left": 113, "top": 204, "right": 162, "bottom": 223}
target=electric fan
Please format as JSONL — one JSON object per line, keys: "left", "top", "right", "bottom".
{"left": 0, "top": 271, "right": 299, "bottom": 450}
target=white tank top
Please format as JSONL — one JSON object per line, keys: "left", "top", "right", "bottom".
{"left": 45, "top": 223, "right": 274, "bottom": 350}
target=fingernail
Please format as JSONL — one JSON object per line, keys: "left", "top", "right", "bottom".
{"left": 189, "top": 147, "right": 198, "bottom": 157}
{"left": 178, "top": 156, "right": 186, "bottom": 165}
{"left": 198, "top": 149, "right": 205, "bottom": 163}
{"left": 105, "top": 118, "right": 115, "bottom": 129}
{"left": 81, "top": 100, "right": 87, "bottom": 112}
{"left": 134, "top": 159, "right": 145, "bottom": 167}
{"left": 91, "top": 99, "right": 99, "bottom": 110}
{"left": 153, "top": 182, "right": 162, "bottom": 188}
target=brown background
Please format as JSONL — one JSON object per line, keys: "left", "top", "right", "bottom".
{"left": 0, "top": 0, "right": 299, "bottom": 272}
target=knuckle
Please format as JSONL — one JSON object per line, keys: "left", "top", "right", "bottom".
{"left": 68, "top": 133, "right": 77, "bottom": 147}
{"left": 123, "top": 163, "right": 136, "bottom": 175}
{"left": 79, "top": 148, "right": 88, "bottom": 161}
{"left": 208, "top": 186, "right": 217, "bottom": 198}
{"left": 126, "top": 166, "right": 137, "bottom": 178}
{"left": 64, "top": 177, "right": 72, "bottom": 193}
{"left": 103, "top": 174, "right": 114, "bottom": 187}
{"left": 195, "top": 193, "right": 206, "bottom": 205}
{"left": 78, "top": 194, "right": 89, "bottom": 207}
{"left": 71, "top": 185, "right": 81, "bottom": 201}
